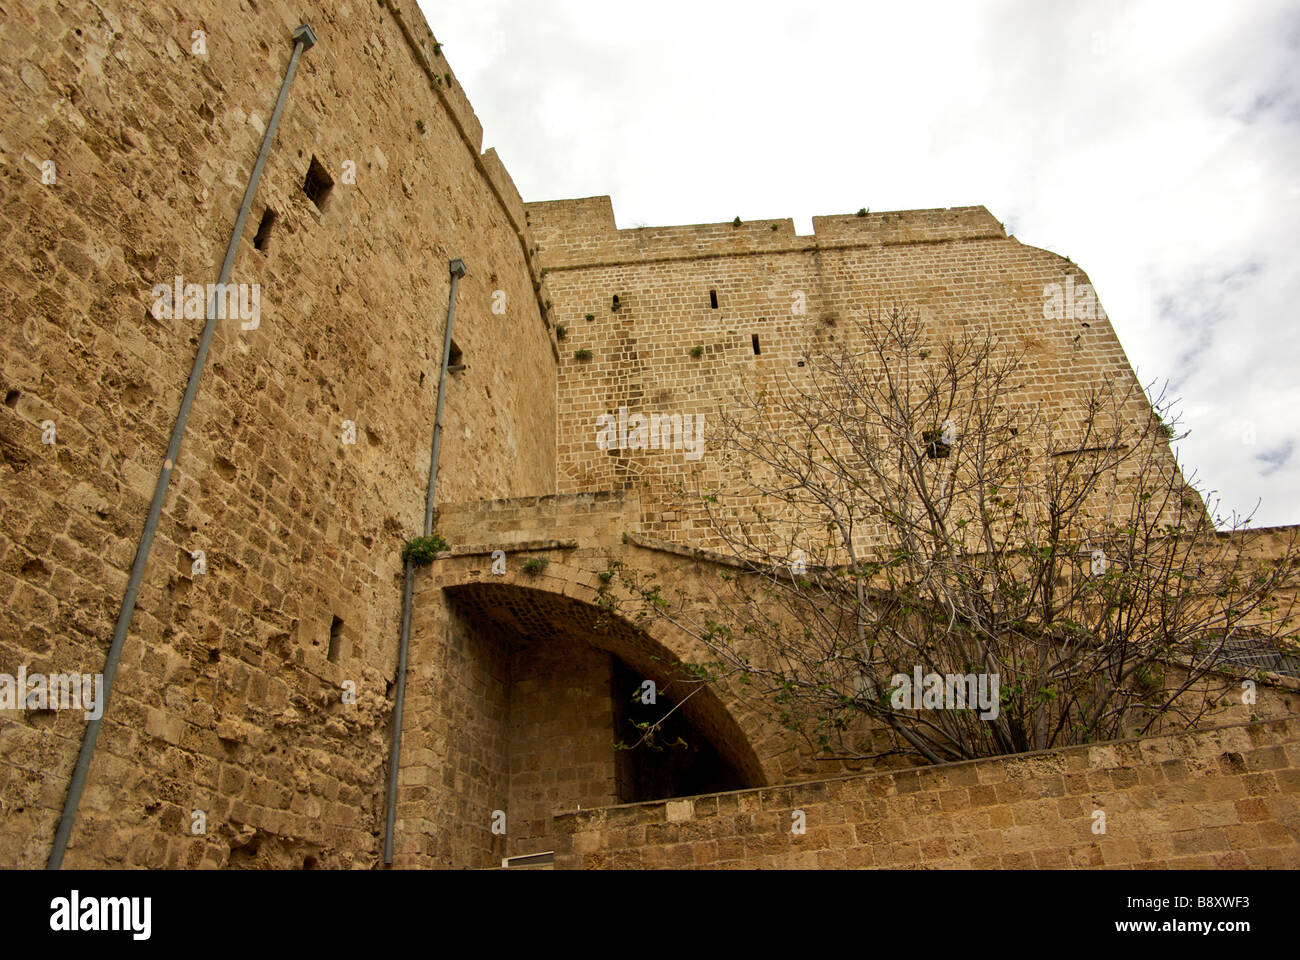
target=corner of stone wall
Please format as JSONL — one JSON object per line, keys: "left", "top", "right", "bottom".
{"left": 480, "top": 148, "right": 526, "bottom": 234}
{"left": 524, "top": 195, "right": 618, "bottom": 254}
{"left": 387, "top": 0, "right": 484, "bottom": 152}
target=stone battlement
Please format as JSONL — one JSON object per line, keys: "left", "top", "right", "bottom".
{"left": 527, "top": 196, "right": 1007, "bottom": 270}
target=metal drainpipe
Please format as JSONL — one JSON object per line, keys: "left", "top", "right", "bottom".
{"left": 384, "top": 257, "right": 466, "bottom": 865}
{"left": 46, "top": 23, "right": 319, "bottom": 870}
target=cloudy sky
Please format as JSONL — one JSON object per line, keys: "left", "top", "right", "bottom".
{"left": 422, "top": 0, "right": 1300, "bottom": 528}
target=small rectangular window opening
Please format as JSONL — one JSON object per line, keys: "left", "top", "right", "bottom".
{"left": 751, "top": 334, "right": 761, "bottom": 355}
{"left": 327, "top": 615, "right": 344, "bottom": 663}
{"left": 447, "top": 339, "right": 465, "bottom": 372}
{"left": 611, "top": 294, "right": 621, "bottom": 312}
{"left": 709, "top": 290, "right": 718, "bottom": 309}
{"left": 303, "top": 155, "right": 334, "bottom": 211}
{"left": 253, "top": 208, "right": 276, "bottom": 252}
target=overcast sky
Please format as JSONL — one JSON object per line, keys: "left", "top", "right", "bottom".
{"left": 421, "top": 0, "right": 1300, "bottom": 528}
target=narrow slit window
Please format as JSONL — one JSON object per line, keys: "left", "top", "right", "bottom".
{"left": 751, "top": 334, "right": 761, "bottom": 355}
{"left": 303, "top": 155, "right": 334, "bottom": 211}
{"left": 327, "top": 615, "right": 343, "bottom": 662}
{"left": 709, "top": 290, "right": 718, "bottom": 309}
{"left": 611, "top": 294, "right": 621, "bottom": 312}
{"left": 253, "top": 208, "right": 275, "bottom": 252}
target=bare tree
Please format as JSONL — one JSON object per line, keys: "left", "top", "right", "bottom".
{"left": 621, "top": 308, "right": 1298, "bottom": 766}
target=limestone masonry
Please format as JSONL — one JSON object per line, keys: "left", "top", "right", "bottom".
{"left": 0, "top": 0, "right": 1295, "bottom": 869}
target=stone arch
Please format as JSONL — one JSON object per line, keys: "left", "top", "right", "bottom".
{"left": 443, "top": 579, "right": 768, "bottom": 789}
{"left": 397, "top": 543, "right": 784, "bottom": 866}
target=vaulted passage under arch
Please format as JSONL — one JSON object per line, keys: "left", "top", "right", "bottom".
{"left": 609, "top": 658, "right": 747, "bottom": 803}
{"left": 440, "top": 582, "right": 760, "bottom": 861}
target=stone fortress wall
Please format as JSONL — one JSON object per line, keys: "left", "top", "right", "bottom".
{"left": 526, "top": 195, "right": 1173, "bottom": 553}
{"left": 0, "top": 0, "right": 1293, "bottom": 869}
{"left": 0, "top": 0, "right": 554, "bottom": 868}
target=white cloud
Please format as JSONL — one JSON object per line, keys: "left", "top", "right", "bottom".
{"left": 424, "top": 0, "right": 1300, "bottom": 526}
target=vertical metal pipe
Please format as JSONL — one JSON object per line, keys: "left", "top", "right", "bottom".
{"left": 383, "top": 560, "right": 415, "bottom": 866}
{"left": 385, "top": 258, "right": 466, "bottom": 865}
{"left": 425, "top": 260, "right": 465, "bottom": 536}
{"left": 46, "top": 23, "right": 318, "bottom": 870}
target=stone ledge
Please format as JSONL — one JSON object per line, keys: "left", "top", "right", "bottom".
{"left": 442, "top": 538, "right": 578, "bottom": 558}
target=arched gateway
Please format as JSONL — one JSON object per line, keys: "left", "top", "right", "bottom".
{"left": 390, "top": 529, "right": 782, "bottom": 868}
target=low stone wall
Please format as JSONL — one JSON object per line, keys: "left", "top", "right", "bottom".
{"left": 554, "top": 717, "right": 1300, "bottom": 869}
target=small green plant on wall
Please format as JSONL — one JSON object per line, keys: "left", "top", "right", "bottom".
{"left": 522, "top": 556, "right": 550, "bottom": 574}
{"left": 691, "top": 345, "right": 704, "bottom": 358}
{"left": 402, "top": 533, "right": 448, "bottom": 566}
{"left": 574, "top": 348, "right": 592, "bottom": 361}
{"left": 555, "top": 324, "right": 567, "bottom": 341}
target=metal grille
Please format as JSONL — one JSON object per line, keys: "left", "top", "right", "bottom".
{"left": 1216, "top": 636, "right": 1300, "bottom": 679}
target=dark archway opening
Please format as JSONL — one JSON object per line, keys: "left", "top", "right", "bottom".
{"left": 611, "top": 659, "right": 745, "bottom": 802}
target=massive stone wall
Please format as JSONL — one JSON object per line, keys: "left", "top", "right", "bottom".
{"left": 0, "top": 0, "right": 555, "bottom": 867}
{"left": 527, "top": 195, "right": 1176, "bottom": 552}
